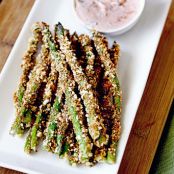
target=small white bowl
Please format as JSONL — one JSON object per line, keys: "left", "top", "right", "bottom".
{"left": 73, "top": 0, "right": 145, "bottom": 35}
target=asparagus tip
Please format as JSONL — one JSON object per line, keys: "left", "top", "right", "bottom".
{"left": 57, "top": 22, "right": 64, "bottom": 36}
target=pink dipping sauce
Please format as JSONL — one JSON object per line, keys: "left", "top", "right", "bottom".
{"left": 75, "top": 0, "right": 141, "bottom": 31}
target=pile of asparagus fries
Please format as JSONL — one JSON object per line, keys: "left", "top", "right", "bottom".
{"left": 10, "top": 22, "right": 122, "bottom": 166}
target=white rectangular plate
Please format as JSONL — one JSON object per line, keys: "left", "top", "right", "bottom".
{"left": 0, "top": 0, "right": 172, "bottom": 174}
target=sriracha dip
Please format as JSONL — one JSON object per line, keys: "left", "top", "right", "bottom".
{"left": 74, "top": 0, "right": 142, "bottom": 32}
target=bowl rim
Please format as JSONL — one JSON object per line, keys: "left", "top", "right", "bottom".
{"left": 73, "top": 0, "right": 146, "bottom": 34}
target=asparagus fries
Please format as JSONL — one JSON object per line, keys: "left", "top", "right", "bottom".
{"left": 13, "top": 24, "right": 41, "bottom": 108}
{"left": 93, "top": 31, "right": 122, "bottom": 163}
{"left": 11, "top": 24, "right": 42, "bottom": 135}
{"left": 94, "top": 42, "right": 121, "bottom": 162}
{"left": 10, "top": 22, "right": 122, "bottom": 166}
{"left": 11, "top": 41, "right": 50, "bottom": 136}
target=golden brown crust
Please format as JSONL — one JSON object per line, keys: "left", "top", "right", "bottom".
{"left": 11, "top": 22, "right": 122, "bottom": 166}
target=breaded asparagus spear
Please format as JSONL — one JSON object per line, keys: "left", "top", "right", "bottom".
{"left": 95, "top": 78, "right": 115, "bottom": 162}
{"left": 79, "top": 34, "right": 97, "bottom": 88}
{"left": 76, "top": 34, "right": 106, "bottom": 162}
{"left": 65, "top": 83, "right": 92, "bottom": 163}
{"left": 93, "top": 31, "right": 122, "bottom": 163}
{"left": 41, "top": 23, "right": 92, "bottom": 162}
{"left": 11, "top": 24, "right": 41, "bottom": 135}
{"left": 13, "top": 23, "right": 41, "bottom": 108}
{"left": 10, "top": 44, "right": 50, "bottom": 136}
{"left": 25, "top": 60, "right": 58, "bottom": 153}
{"left": 43, "top": 82, "right": 64, "bottom": 152}
{"left": 96, "top": 41, "right": 120, "bottom": 162}
{"left": 56, "top": 23, "right": 108, "bottom": 146}
{"left": 53, "top": 32, "right": 90, "bottom": 157}
{"left": 43, "top": 65, "right": 71, "bottom": 155}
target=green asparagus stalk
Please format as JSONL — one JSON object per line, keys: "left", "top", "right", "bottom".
{"left": 41, "top": 23, "right": 92, "bottom": 162}
{"left": 56, "top": 23, "right": 108, "bottom": 147}
{"left": 93, "top": 31, "right": 122, "bottom": 164}
{"left": 65, "top": 86, "right": 92, "bottom": 163}
{"left": 10, "top": 44, "right": 50, "bottom": 136}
